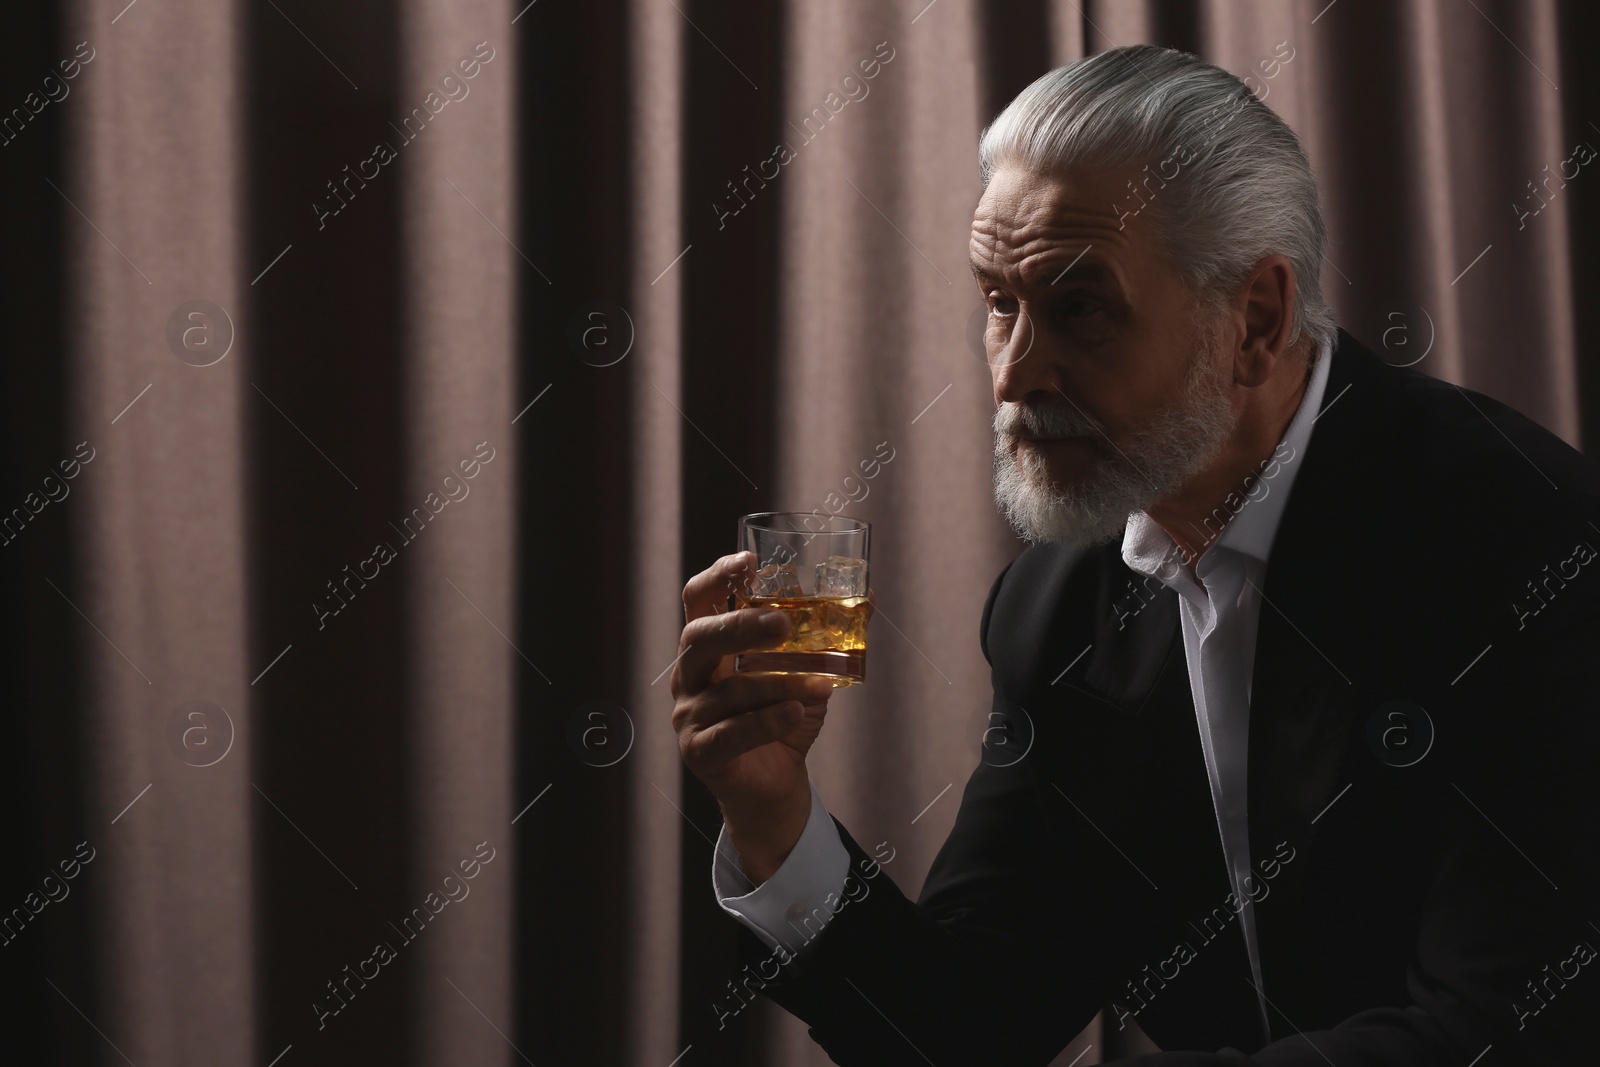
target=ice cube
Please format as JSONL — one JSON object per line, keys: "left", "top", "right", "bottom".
{"left": 815, "top": 555, "right": 868, "bottom": 597}
{"left": 752, "top": 561, "right": 804, "bottom": 597}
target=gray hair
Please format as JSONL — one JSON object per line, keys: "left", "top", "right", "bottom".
{"left": 977, "top": 44, "right": 1336, "bottom": 358}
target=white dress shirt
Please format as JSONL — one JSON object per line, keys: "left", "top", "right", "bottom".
{"left": 714, "top": 338, "right": 1334, "bottom": 1033}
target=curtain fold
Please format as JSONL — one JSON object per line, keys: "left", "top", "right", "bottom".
{"left": 63, "top": 0, "right": 256, "bottom": 1063}
{"left": 0, "top": 2, "right": 1595, "bottom": 1065}
{"left": 624, "top": 1, "right": 687, "bottom": 1064}
{"left": 392, "top": 2, "right": 520, "bottom": 1064}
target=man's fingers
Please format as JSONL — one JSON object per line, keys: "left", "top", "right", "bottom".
{"left": 682, "top": 551, "right": 758, "bottom": 624}
{"left": 672, "top": 608, "right": 797, "bottom": 696}
{"left": 676, "top": 672, "right": 835, "bottom": 731}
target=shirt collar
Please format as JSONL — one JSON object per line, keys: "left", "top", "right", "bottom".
{"left": 1122, "top": 334, "right": 1334, "bottom": 579}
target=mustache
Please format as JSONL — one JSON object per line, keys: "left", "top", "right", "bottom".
{"left": 993, "top": 397, "right": 1104, "bottom": 440}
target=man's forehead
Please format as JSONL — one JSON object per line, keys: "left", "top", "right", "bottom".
{"left": 966, "top": 163, "right": 1132, "bottom": 228}
{"left": 970, "top": 164, "right": 1141, "bottom": 261}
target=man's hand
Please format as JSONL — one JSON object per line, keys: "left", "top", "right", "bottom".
{"left": 672, "top": 551, "right": 864, "bottom": 885}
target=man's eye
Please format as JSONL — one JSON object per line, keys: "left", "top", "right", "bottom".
{"left": 987, "top": 292, "right": 1017, "bottom": 316}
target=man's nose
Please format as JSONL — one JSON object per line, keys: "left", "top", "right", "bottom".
{"left": 990, "top": 309, "right": 1057, "bottom": 407}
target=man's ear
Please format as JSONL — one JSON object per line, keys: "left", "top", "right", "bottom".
{"left": 1233, "top": 254, "right": 1297, "bottom": 388}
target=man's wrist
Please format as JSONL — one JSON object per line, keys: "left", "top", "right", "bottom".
{"left": 720, "top": 784, "right": 813, "bottom": 886}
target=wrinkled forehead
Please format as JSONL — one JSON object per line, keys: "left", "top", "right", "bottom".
{"left": 970, "top": 163, "right": 1152, "bottom": 284}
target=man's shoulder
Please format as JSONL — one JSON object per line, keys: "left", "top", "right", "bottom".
{"left": 1280, "top": 330, "right": 1600, "bottom": 655}
{"left": 1326, "top": 329, "right": 1600, "bottom": 538}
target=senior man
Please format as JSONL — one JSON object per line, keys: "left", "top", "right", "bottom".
{"left": 671, "top": 44, "right": 1600, "bottom": 1065}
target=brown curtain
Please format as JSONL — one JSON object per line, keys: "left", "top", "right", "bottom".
{"left": 2, "top": 1, "right": 1596, "bottom": 1065}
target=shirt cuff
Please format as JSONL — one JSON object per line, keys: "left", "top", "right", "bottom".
{"left": 712, "top": 778, "right": 852, "bottom": 958}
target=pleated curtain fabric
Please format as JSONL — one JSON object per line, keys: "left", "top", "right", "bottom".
{"left": 0, "top": 2, "right": 1595, "bottom": 1066}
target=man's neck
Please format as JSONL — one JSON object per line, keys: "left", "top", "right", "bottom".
{"left": 1147, "top": 349, "right": 1314, "bottom": 566}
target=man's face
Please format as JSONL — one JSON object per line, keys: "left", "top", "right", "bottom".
{"left": 971, "top": 164, "right": 1241, "bottom": 549}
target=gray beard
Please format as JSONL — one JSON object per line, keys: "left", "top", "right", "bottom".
{"left": 991, "top": 315, "right": 1239, "bottom": 550}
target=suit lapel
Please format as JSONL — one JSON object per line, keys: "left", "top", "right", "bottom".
{"left": 1080, "top": 557, "right": 1182, "bottom": 716}
{"left": 1246, "top": 330, "right": 1393, "bottom": 854}
{"left": 988, "top": 538, "right": 1178, "bottom": 714}
{"left": 1243, "top": 332, "right": 1406, "bottom": 1026}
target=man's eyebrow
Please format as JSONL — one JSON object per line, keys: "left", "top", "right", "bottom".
{"left": 969, "top": 256, "right": 1120, "bottom": 289}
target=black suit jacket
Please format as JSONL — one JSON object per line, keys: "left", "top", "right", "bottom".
{"left": 726, "top": 328, "right": 1600, "bottom": 1065}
